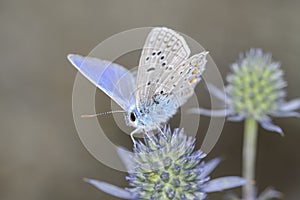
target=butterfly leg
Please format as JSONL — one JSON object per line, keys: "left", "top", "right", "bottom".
{"left": 130, "top": 128, "right": 140, "bottom": 146}
{"left": 156, "top": 125, "right": 168, "bottom": 141}
{"left": 144, "top": 131, "right": 156, "bottom": 146}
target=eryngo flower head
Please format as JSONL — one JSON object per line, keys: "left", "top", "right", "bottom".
{"left": 227, "top": 49, "right": 286, "bottom": 120}
{"left": 85, "top": 126, "right": 247, "bottom": 199}
{"left": 191, "top": 48, "right": 300, "bottom": 135}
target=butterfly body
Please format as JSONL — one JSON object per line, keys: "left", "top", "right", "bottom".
{"left": 126, "top": 92, "right": 178, "bottom": 131}
{"left": 68, "top": 27, "right": 208, "bottom": 144}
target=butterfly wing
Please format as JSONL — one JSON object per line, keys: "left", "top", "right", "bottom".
{"left": 68, "top": 54, "right": 136, "bottom": 110}
{"left": 168, "top": 51, "right": 208, "bottom": 106}
{"left": 136, "top": 27, "right": 191, "bottom": 106}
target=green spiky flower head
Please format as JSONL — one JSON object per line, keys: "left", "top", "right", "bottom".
{"left": 128, "top": 127, "right": 207, "bottom": 199}
{"left": 227, "top": 49, "right": 286, "bottom": 120}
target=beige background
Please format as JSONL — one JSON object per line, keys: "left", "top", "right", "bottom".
{"left": 1, "top": 0, "right": 300, "bottom": 199}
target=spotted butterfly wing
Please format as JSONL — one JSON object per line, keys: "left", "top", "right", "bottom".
{"left": 136, "top": 27, "right": 191, "bottom": 106}
{"left": 165, "top": 52, "right": 208, "bottom": 106}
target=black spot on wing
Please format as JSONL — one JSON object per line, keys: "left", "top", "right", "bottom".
{"left": 147, "top": 67, "right": 155, "bottom": 72}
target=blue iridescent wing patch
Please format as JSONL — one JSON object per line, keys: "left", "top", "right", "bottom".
{"left": 68, "top": 54, "right": 136, "bottom": 110}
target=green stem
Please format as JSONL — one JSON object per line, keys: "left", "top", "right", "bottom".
{"left": 242, "top": 118, "right": 258, "bottom": 200}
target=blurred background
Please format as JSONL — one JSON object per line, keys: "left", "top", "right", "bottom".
{"left": 1, "top": 0, "right": 300, "bottom": 199}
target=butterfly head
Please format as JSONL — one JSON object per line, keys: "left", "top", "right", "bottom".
{"left": 126, "top": 106, "right": 153, "bottom": 129}
{"left": 128, "top": 109, "right": 139, "bottom": 127}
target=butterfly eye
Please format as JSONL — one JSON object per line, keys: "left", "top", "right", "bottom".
{"left": 130, "top": 112, "right": 136, "bottom": 122}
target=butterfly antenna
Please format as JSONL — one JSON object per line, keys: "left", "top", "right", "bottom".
{"left": 81, "top": 110, "right": 126, "bottom": 118}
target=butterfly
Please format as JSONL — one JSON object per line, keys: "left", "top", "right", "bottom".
{"left": 68, "top": 27, "right": 208, "bottom": 145}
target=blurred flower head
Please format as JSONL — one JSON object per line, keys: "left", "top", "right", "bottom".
{"left": 191, "top": 48, "right": 300, "bottom": 135}
{"left": 85, "top": 126, "right": 247, "bottom": 199}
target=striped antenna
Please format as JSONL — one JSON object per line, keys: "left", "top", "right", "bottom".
{"left": 81, "top": 110, "right": 126, "bottom": 118}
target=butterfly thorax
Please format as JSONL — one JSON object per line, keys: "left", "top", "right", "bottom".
{"left": 126, "top": 93, "right": 179, "bottom": 130}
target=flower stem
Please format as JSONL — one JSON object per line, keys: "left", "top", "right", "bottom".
{"left": 242, "top": 118, "right": 258, "bottom": 200}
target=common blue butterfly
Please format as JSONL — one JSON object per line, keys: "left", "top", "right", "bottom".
{"left": 68, "top": 27, "right": 208, "bottom": 144}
